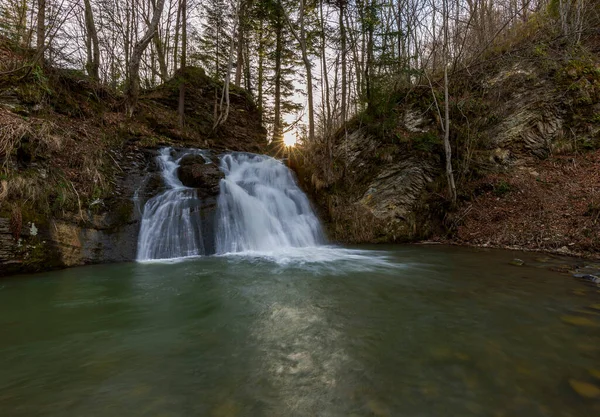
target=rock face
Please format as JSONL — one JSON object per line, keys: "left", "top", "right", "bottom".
{"left": 298, "top": 49, "right": 600, "bottom": 247}
{"left": 0, "top": 146, "right": 155, "bottom": 276}
{"left": 295, "top": 127, "right": 440, "bottom": 243}
{"left": 0, "top": 59, "right": 267, "bottom": 277}
{"left": 177, "top": 154, "right": 224, "bottom": 195}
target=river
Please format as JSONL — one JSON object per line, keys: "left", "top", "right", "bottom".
{"left": 1, "top": 245, "right": 599, "bottom": 416}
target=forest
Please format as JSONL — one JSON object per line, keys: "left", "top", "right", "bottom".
{"left": 0, "top": 0, "right": 599, "bottom": 271}
{"left": 2, "top": 2, "right": 600, "bottom": 414}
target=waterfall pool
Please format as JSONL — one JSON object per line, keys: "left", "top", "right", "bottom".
{"left": 1, "top": 245, "right": 599, "bottom": 416}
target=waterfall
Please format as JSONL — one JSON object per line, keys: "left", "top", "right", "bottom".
{"left": 136, "top": 148, "right": 207, "bottom": 261}
{"left": 215, "top": 153, "right": 324, "bottom": 254}
{"left": 137, "top": 148, "right": 324, "bottom": 261}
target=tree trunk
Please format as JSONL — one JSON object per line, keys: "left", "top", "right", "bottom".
{"left": 339, "top": 0, "right": 347, "bottom": 126}
{"left": 178, "top": 0, "right": 187, "bottom": 128}
{"left": 320, "top": 0, "right": 331, "bottom": 136}
{"left": 234, "top": 0, "right": 248, "bottom": 87}
{"left": 83, "top": 0, "right": 100, "bottom": 81}
{"left": 153, "top": 32, "right": 169, "bottom": 81}
{"left": 442, "top": 0, "right": 457, "bottom": 205}
{"left": 283, "top": 0, "right": 314, "bottom": 142}
{"left": 365, "top": 0, "right": 374, "bottom": 108}
{"left": 300, "top": 0, "right": 314, "bottom": 142}
{"left": 125, "top": 0, "right": 166, "bottom": 117}
{"left": 213, "top": 0, "right": 241, "bottom": 130}
{"left": 273, "top": 5, "right": 283, "bottom": 144}
{"left": 36, "top": 0, "right": 45, "bottom": 59}
{"left": 257, "top": 18, "right": 264, "bottom": 126}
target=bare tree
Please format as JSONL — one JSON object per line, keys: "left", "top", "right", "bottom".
{"left": 178, "top": 0, "right": 187, "bottom": 128}
{"left": 125, "top": 0, "right": 166, "bottom": 117}
{"left": 37, "top": 0, "right": 45, "bottom": 56}
{"left": 83, "top": 0, "right": 100, "bottom": 80}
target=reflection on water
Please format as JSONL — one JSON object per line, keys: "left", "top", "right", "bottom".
{"left": 0, "top": 245, "right": 599, "bottom": 416}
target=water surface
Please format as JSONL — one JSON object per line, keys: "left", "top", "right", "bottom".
{"left": 1, "top": 245, "right": 599, "bottom": 416}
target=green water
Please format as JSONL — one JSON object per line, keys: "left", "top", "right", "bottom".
{"left": 1, "top": 245, "right": 599, "bottom": 416}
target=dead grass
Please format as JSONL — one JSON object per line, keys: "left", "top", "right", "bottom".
{"left": 455, "top": 150, "right": 600, "bottom": 254}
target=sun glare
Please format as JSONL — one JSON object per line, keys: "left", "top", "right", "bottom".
{"left": 283, "top": 131, "right": 297, "bottom": 147}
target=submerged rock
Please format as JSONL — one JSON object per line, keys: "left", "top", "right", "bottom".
{"left": 568, "top": 379, "right": 600, "bottom": 399}
{"left": 509, "top": 258, "right": 525, "bottom": 266}
{"left": 177, "top": 154, "right": 224, "bottom": 196}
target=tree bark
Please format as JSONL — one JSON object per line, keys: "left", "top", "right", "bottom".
{"left": 319, "top": 0, "right": 331, "bottom": 136}
{"left": 125, "top": 0, "right": 166, "bottom": 117}
{"left": 36, "top": 0, "right": 45, "bottom": 59}
{"left": 282, "top": 0, "right": 314, "bottom": 142}
{"left": 299, "top": 0, "right": 314, "bottom": 142}
{"left": 442, "top": 0, "right": 457, "bottom": 205}
{"left": 178, "top": 0, "right": 187, "bottom": 128}
{"left": 83, "top": 0, "right": 100, "bottom": 81}
{"left": 339, "top": 0, "right": 347, "bottom": 126}
{"left": 273, "top": 3, "right": 283, "bottom": 144}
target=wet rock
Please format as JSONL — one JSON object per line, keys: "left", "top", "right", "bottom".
{"left": 568, "top": 379, "right": 600, "bottom": 399}
{"left": 561, "top": 315, "right": 599, "bottom": 327}
{"left": 509, "top": 258, "right": 525, "bottom": 266}
{"left": 178, "top": 155, "right": 224, "bottom": 196}
{"left": 574, "top": 274, "right": 600, "bottom": 286}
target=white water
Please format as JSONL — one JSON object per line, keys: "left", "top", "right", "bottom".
{"left": 137, "top": 149, "right": 325, "bottom": 262}
{"left": 215, "top": 153, "right": 325, "bottom": 254}
{"left": 136, "top": 148, "right": 207, "bottom": 261}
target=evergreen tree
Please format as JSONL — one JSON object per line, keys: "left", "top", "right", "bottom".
{"left": 195, "top": 0, "right": 233, "bottom": 80}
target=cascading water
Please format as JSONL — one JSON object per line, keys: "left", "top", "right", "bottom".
{"left": 137, "top": 148, "right": 325, "bottom": 261}
{"left": 136, "top": 148, "right": 207, "bottom": 261}
{"left": 215, "top": 153, "right": 324, "bottom": 254}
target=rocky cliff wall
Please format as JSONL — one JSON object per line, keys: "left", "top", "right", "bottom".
{"left": 0, "top": 63, "right": 266, "bottom": 277}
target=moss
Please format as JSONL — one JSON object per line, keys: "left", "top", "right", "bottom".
{"left": 111, "top": 199, "right": 135, "bottom": 226}
{"left": 493, "top": 181, "right": 512, "bottom": 196}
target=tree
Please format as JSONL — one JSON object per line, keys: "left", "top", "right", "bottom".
{"left": 125, "top": 0, "right": 166, "bottom": 117}
{"left": 197, "top": 0, "right": 232, "bottom": 80}
{"left": 281, "top": 0, "right": 315, "bottom": 142}
{"left": 37, "top": 0, "right": 45, "bottom": 56}
{"left": 83, "top": 0, "right": 100, "bottom": 80}
{"left": 178, "top": 0, "right": 187, "bottom": 128}
{"left": 442, "top": 0, "right": 457, "bottom": 205}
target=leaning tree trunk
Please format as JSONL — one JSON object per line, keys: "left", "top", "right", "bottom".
{"left": 125, "top": 0, "right": 166, "bottom": 118}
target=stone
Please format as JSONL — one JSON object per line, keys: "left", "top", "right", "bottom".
{"left": 177, "top": 154, "right": 224, "bottom": 196}
{"left": 561, "top": 315, "right": 599, "bottom": 327}
{"left": 491, "top": 148, "right": 511, "bottom": 165}
{"left": 568, "top": 379, "right": 600, "bottom": 399}
{"left": 573, "top": 274, "right": 600, "bottom": 284}
{"left": 509, "top": 258, "right": 525, "bottom": 266}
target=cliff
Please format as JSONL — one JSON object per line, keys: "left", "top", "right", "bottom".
{"left": 296, "top": 35, "right": 600, "bottom": 257}
{"left": 0, "top": 43, "right": 267, "bottom": 276}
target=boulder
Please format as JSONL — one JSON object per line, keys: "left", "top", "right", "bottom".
{"left": 177, "top": 154, "right": 224, "bottom": 196}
